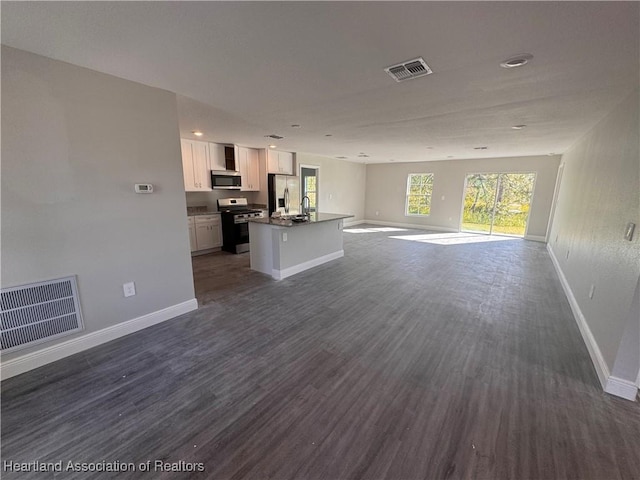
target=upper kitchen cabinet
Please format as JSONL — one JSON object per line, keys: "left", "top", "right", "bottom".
{"left": 181, "top": 139, "right": 211, "bottom": 191}
{"left": 267, "top": 150, "right": 294, "bottom": 175}
{"left": 238, "top": 146, "right": 260, "bottom": 191}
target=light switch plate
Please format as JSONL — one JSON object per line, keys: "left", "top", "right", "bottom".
{"left": 624, "top": 222, "right": 635, "bottom": 241}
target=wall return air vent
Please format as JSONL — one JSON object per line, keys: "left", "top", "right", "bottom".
{"left": 385, "top": 57, "right": 433, "bottom": 82}
{"left": 1, "top": 276, "right": 84, "bottom": 353}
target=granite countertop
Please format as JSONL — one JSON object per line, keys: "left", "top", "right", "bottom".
{"left": 187, "top": 204, "right": 267, "bottom": 217}
{"left": 249, "top": 212, "right": 354, "bottom": 227}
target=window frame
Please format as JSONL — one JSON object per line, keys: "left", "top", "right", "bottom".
{"left": 405, "top": 173, "right": 434, "bottom": 217}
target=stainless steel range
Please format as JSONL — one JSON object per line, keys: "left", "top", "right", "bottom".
{"left": 217, "top": 198, "right": 264, "bottom": 254}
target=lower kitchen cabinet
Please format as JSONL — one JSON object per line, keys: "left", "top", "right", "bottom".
{"left": 188, "top": 217, "right": 197, "bottom": 251}
{"left": 190, "top": 215, "right": 222, "bottom": 253}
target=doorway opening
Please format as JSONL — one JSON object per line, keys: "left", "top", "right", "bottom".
{"left": 300, "top": 165, "right": 319, "bottom": 213}
{"left": 461, "top": 172, "right": 536, "bottom": 237}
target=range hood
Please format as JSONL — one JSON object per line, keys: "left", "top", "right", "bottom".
{"left": 224, "top": 146, "right": 236, "bottom": 171}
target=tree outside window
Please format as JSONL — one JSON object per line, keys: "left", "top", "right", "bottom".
{"left": 406, "top": 173, "right": 434, "bottom": 216}
{"left": 304, "top": 175, "right": 317, "bottom": 211}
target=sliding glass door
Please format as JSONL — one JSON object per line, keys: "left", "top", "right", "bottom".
{"left": 462, "top": 173, "right": 536, "bottom": 237}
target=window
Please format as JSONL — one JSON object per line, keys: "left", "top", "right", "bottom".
{"left": 406, "top": 173, "right": 434, "bottom": 216}
{"left": 302, "top": 168, "right": 318, "bottom": 212}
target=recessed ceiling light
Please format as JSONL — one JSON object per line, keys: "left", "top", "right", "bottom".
{"left": 291, "top": 124, "right": 301, "bottom": 128}
{"left": 269, "top": 144, "right": 277, "bottom": 149}
{"left": 192, "top": 130, "right": 203, "bottom": 137}
{"left": 512, "top": 124, "right": 527, "bottom": 130}
{"left": 500, "top": 53, "right": 533, "bottom": 69}
{"left": 474, "top": 146, "right": 488, "bottom": 150}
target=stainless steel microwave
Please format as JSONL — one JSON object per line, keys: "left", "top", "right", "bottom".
{"left": 211, "top": 171, "right": 241, "bottom": 190}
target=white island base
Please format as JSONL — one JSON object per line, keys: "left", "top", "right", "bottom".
{"left": 249, "top": 214, "right": 351, "bottom": 280}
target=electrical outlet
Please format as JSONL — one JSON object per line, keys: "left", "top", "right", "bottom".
{"left": 375, "top": 211, "right": 379, "bottom": 216}
{"left": 123, "top": 282, "right": 136, "bottom": 297}
{"left": 589, "top": 284, "right": 595, "bottom": 299}
{"left": 329, "top": 193, "right": 333, "bottom": 200}
{"left": 282, "top": 232, "right": 287, "bottom": 242}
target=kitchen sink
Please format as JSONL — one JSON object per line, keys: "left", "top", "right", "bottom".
{"left": 290, "top": 214, "right": 309, "bottom": 223}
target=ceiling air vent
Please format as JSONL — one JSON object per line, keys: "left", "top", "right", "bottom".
{"left": 385, "top": 57, "right": 433, "bottom": 82}
{"left": 265, "top": 134, "right": 284, "bottom": 140}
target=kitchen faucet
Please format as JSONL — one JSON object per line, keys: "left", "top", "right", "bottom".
{"left": 301, "top": 196, "right": 311, "bottom": 217}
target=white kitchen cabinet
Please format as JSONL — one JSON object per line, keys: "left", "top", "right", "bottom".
{"left": 267, "top": 149, "right": 294, "bottom": 175}
{"left": 188, "top": 217, "right": 197, "bottom": 252}
{"left": 181, "top": 139, "right": 211, "bottom": 191}
{"left": 193, "top": 215, "right": 222, "bottom": 251}
{"left": 238, "top": 146, "right": 260, "bottom": 191}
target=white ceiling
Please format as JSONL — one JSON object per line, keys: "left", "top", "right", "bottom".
{"left": 2, "top": 1, "right": 638, "bottom": 164}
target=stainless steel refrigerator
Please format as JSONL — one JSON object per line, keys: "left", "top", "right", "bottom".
{"left": 268, "top": 174, "right": 300, "bottom": 217}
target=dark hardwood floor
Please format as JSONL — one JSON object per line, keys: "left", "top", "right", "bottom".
{"left": 2, "top": 226, "right": 639, "bottom": 479}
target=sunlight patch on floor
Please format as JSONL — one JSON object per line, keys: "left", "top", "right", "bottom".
{"left": 344, "top": 227, "right": 409, "bottom": 233}
{"left": 389, "top": 232, "right": 521, "bottom": 245}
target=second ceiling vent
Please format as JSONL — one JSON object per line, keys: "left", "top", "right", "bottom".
{"left": 385, "top": 57, "right": 433, "bottom": 82}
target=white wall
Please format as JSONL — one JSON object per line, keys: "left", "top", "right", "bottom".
{"left": 295, "top": 153, "right": 367, "bottom": 222}
{"left": 365, "top": 155, "right": 560, "bottom": 239}
{"left": 1, "top": 47, "right": 196, "bottom": 364}
{"left": 548, "top": 89, "right": 639, "bottom": 384}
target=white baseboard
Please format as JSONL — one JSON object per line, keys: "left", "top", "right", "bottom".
{"left": 362, "top": 219, "right": 458, "bottom": 233}
{"left": 546, "top": 244, "right": 610, "bottom": 388}
{"left": 273, "top": 250, "right": 344, "bottom": 280}
{"left": 525, "top": 234, "right": 547, "bottom": 243}
{"left": 0, "top": 298, "right": 198, "bottom": 380}
{"left": 605, "top": 376, "right": 639, "bottom": 401}
{"left": 344, "top": 219, "right": 365, "bottom": 227}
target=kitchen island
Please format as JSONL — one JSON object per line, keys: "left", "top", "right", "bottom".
{"left": 249, "top": 213, "right": 353, "bottom": 280}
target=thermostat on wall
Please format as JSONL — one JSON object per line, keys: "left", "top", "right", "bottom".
{"left": 134, "top": 183, "right": 153, "bottom": 193}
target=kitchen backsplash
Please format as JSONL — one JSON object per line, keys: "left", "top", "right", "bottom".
{"left": 186, "top": 205, "right": 210, "bottom": 215}
{"left": 185, "top": 191, "right": 264, "bottom": 212}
